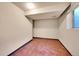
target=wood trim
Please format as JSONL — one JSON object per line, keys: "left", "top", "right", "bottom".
{"left": 33, "top": 37, "right": 58, "bottom": 40}
{"left": 8, "top": 39, "right": 33, "bottom": 56}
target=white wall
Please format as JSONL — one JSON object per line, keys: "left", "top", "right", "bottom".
{"left": 0, "top": 3, "right": 32, "bottom": 56}
{"left": 59, "top": 12, "right": 79, "bottom": 55}
{"left": 34, "top": 19, "right": 59, "bottom": 39}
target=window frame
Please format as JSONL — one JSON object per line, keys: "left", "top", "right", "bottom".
{"left": 73, "top": 7, "right": 79, "bottom": 28}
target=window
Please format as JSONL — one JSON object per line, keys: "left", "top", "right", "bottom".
{"left": 74, "top": 7, "right": 79, "bottom": 28}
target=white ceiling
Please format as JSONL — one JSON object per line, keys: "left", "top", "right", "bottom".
{"left": 13, "top": 2, "right": 70, "bottom": 20}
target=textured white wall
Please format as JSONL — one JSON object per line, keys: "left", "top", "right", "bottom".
{"left": 33, "top": 19, "right": 59, "bottom": 39}
{"left": 0, "top": 3, "right": 32, "bottom": 55}
{"left": 59, "top": 12, "right": 79, "bottom": 55}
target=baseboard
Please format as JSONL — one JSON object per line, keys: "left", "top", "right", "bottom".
{"left": 8, "top": 39, "right": 33, "bottom": 56}
{"left": 33, "top": 37, "right": 58, "bottom": 40}
{"left": 58, "top": 40, "right": 72, "bottom": 56}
